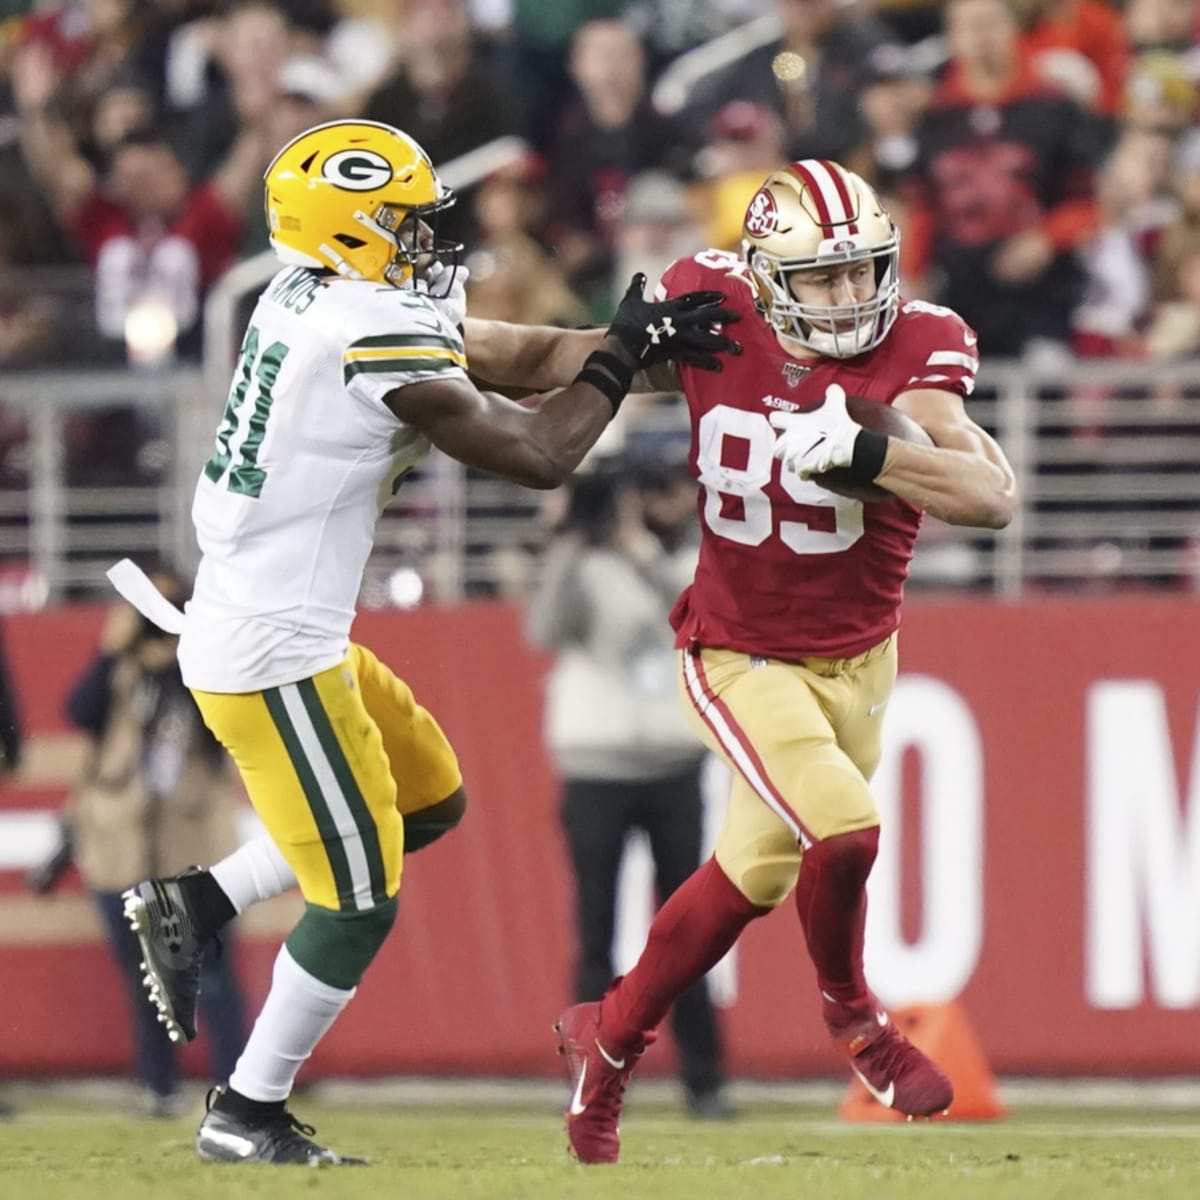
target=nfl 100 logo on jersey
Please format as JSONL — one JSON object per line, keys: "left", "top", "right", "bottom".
{"left": 781, "top": 361, "right": 813, "bottom": 388}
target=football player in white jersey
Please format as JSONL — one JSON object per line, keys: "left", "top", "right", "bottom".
{"left": 117, "top": 119, "right": 738, "bottom": 1166}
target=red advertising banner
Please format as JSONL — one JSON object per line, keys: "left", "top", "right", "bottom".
{"left": 2, "top": 596, "right": 1199, "bottom": 1079}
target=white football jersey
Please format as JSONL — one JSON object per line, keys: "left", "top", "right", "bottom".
{"left": 178, "top": 267, "right": 467, "bottom": 692}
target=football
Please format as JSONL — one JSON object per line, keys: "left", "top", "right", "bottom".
{"left": 812, "top": 395, "right": 933, "bottom": 503}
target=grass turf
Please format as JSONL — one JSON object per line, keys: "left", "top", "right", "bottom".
{"left": 2, "top": 1093, "right": 1198, "bottom": 1200}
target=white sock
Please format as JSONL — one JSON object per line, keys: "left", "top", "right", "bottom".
{"left": 211, "top": 835, "right": 298, "bottom": 914}
{"left": 228, "top": 945, "right": 354, "bottom": 1102}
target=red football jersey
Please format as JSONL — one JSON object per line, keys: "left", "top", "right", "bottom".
{"left": 662, "top": 250, "right": 979, "bottom": 660}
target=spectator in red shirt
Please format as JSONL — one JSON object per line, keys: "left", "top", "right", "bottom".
{"left": 900, "top": 0, "right": 1105, "bottom": 358}
{"left": 13, "top": 38, "right": 254, "bottom": 359}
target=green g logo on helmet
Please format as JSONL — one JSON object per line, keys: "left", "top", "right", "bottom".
{"left": 322, "top": 149, "right": 394, "bottom": 192}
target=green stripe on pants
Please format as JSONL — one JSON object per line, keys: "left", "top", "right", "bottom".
{"left": 263, "top": 687, "right": 358, "bottom": 910}
{"left": 297, "top": 677, "right": 390, "bottom": 905}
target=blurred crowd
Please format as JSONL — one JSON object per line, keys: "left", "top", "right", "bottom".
{"left": 3, "top": 0, "right": 1200, "bottom": 593}
{"left": 3, "top": 0, "right": 1200, "bottom": 369}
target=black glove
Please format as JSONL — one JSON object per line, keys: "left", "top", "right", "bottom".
{"left": 606, "top": 273, "right": 741, "bottom": 370}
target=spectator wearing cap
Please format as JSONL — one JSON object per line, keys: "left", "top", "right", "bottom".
{"left": 692, "top": 100, "right": 786, "bottom": 252}
{"left": 847, "top": 41, "right": 931, "bottom": 203}
{"left": 232, "top": 53, "right": 345, "bottom": 257}
{"left": 900, "top": 0, "right": 1105, "bottom": 358}
{"left": 614, "top": 170, "right": 706, "bottom": 306}
{"left": 677, "top": 0, "right": 901, "bottom": 166}
{"left": 478, "top": 150, "right": 550, "bottom": 231}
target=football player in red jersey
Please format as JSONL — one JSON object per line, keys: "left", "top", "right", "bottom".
{"left": 468, "top": 158, "right": 1017, "bottom": 1164}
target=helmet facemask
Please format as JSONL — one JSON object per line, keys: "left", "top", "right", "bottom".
{"left": 741, "top": 161, "right": 902, "bottom": 359}
{"left": 747, "top": 234, "right": 900, "bottom": 358}
{"left": 374, "top": 198, "right": 463, "bottom": 292}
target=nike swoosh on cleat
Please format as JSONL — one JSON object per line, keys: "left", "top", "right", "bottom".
{"left": 569, "top": 1061, "right": 588, "bottom": 1115}
{"left": 852, "top": 1067, "right": 895, "bottom": 1109}
{"left": 594, "top": 1041, "right": 626, "bottom": 1070}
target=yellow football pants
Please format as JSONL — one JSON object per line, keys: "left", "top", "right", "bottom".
{"left": 192, "top": 642, "right": 462, "bottom": 911}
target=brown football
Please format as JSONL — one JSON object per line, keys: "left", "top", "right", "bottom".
{"left": 812, "top": 395, "right": 933, "bottom": 503}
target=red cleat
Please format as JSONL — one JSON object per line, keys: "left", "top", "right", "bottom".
{"left": 833, "top": 1008, "right": 954, "bottom": 1117}
{"left": 554, "top": 1002, "right": 644, "bottom": 1164}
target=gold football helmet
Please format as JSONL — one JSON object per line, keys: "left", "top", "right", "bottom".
{"left": 742, "top": 160, "right": 900, "bottom": 358}
{"left": 263, "top": 120, "right": 457, "bottom": 287}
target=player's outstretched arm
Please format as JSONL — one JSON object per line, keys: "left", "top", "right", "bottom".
{"left": 388, "top": 277, "right": 738, "bottom": 488}
{"left": 464, "top": 273, "right": 738, "bottom": 394}
{"left": 885, "top": 388, "right": 1018, "bottom": 529}
{"left": 463, "top": 320, "right": 603, "bottom": 393}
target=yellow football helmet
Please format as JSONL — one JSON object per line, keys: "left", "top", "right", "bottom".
{"left": 742, "top": 160, "right": 900, "bottom": 358}
{"left": 263, "top": 120, "right": 457, "bottom": 287}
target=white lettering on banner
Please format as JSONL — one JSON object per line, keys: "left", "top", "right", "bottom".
{"left": 865, "top": 676, "right": 984, "bottom": 1007}
{"left": 1087, "top": 682, "right": 1200, "bottom": 1009}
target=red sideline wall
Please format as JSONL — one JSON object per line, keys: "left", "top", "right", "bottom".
{"left": 2, "top": 597, "right": 1200, "bottom": 1079}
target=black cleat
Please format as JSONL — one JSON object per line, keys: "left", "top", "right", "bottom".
{"left": 195, "top": 1088, "right": 368, "bottom": 1166}
{"left": 122, "top": 869, "right": 209, "bottom": 1043}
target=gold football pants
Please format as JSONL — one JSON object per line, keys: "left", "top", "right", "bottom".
{"left": 192, "top": 643, "right": 462, "bottom": 911}
{"left": 678, "top": 636, "right": 897, "bottom": 907}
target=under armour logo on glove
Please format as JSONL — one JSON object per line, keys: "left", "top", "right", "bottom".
{"left": 645, "top": 317, "right": 676, "bottom": 345}
{"left": 606, "top": 272, "right": 741, "bottom": 369}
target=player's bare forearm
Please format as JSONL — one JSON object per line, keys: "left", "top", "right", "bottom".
{"left": 887, "top": 387, "right": 1017, "bottom": 528}
{"left": 876, "top": 434, "right": 1016, "bottom": 528}
{"left": 388, "top": 355, "right": 625, "bottom": 489}
{"left": 463, "top": 319, "right": 602, "bottom": 389}
{"left": 463, "top": 319, "right": 681, "bottom": 394}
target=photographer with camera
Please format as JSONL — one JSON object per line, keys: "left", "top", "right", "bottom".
{"left": 43, "top": 565, "right": 247, "bottom": 1116}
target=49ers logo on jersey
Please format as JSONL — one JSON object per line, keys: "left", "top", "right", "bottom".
{"left": 322, "top": 149, "right": 394, "bottom": 191}
{"left": 744, "top": 188, "right": 778, "bottom": 238}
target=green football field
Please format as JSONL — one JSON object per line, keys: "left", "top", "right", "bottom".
{"left": 3, "top": 1088, "right": 1199, "bottom": 1200}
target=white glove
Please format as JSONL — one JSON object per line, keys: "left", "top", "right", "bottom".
{"left": 422, "top": 261, "right": 470, "bottom": 329}
{"left": 769, "top": 383, "right": 864, "bottom": 478}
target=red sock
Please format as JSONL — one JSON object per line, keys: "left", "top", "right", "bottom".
{"left": 793, "top": 827, "right": 880, "bottom": 1023}
{"left": 600, "top": 857, "right": 768, "bottom": 1048}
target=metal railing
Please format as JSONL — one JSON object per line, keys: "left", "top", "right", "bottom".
{"left": 4, "top": 356, "right": 1200, "bottom": 604}
{"left": 5, "top": 121, "right": 1200, "bottom": 604}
